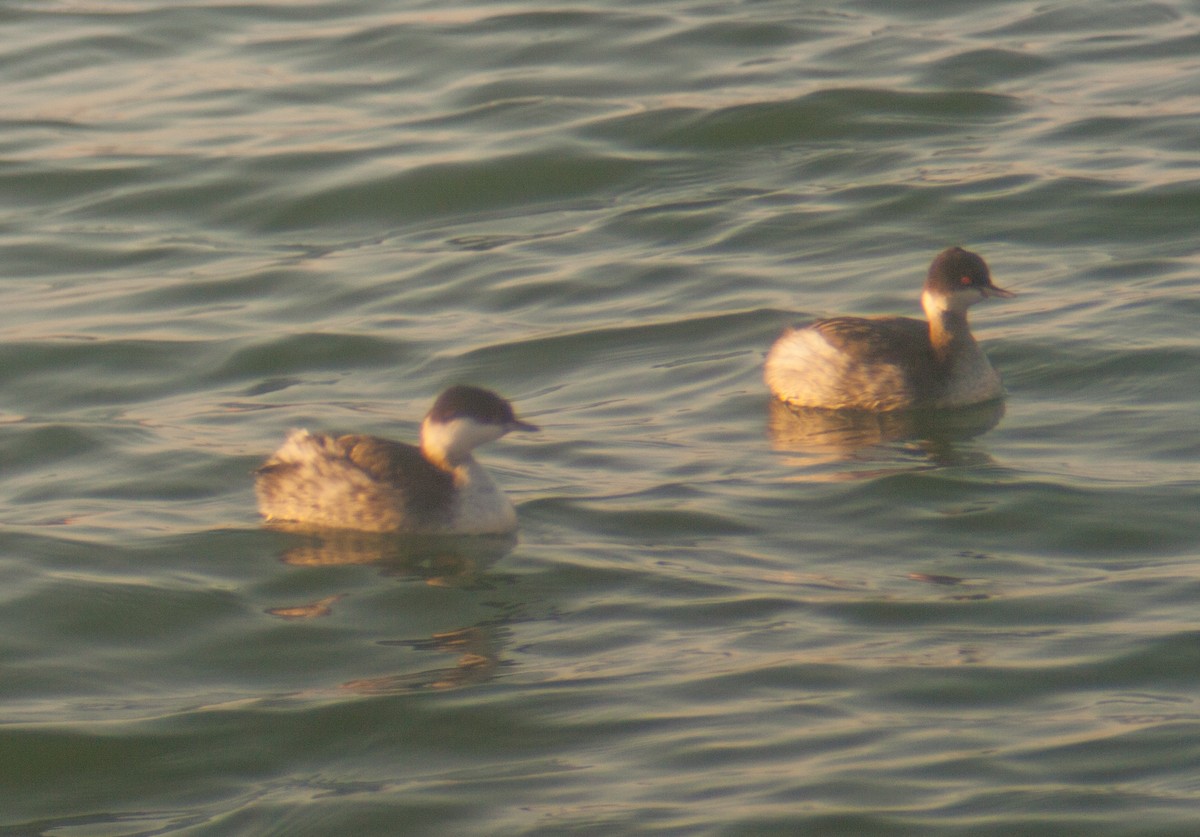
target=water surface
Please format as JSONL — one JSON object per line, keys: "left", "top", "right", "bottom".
{"left": 2, "top": 1, "right": 1199, "bottom": 834}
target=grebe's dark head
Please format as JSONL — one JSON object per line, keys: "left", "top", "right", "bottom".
{"left": 421, "top": 385, "right": 538, "bottom": 466}
{"left": 923, "top": 247, "right": 1013, "bottom": 316}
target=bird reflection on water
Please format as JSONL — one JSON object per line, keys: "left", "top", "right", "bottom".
{"left": 267, "top": 526, "right": 516, "bottom": 580}
{"left": 262, "top": 530, "right": 518, "bottom": 692}
{"left": 766, "top": 397, "right": 1006, "bottom": 478}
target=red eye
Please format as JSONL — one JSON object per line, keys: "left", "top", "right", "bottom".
{"left": 960, "top": 275, "right": 972, "bottom": 285}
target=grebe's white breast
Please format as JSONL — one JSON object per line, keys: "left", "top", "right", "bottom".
{"left": 765, "top": 247, "right": 1013, "bottom": 412}
{"left": 255, "top": 385, "right": 538, "bottom": 534}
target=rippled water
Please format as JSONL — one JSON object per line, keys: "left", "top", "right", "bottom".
{"left": 3, "top": 1, "right": 1199, "bottom": 834}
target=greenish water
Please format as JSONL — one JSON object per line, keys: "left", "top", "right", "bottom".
{"left": 2, "top": 1, "right": 1199, "bottom": 834}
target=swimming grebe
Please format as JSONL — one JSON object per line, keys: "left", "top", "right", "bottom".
{"left": 255, "top": 385, "right": 537, "bottom": 534}
{"left": 764, "top": 247, "right": 1013, "bottom": 411}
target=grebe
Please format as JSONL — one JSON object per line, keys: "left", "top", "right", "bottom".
{"left": 764, "top": 247, "right": 1013, "bottom": 411}
{"left": 255, "top": 385, "right": 537, "bottom": 534}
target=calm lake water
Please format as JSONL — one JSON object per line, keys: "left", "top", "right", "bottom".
{"left": 3, "top": 0, "right": 1199, "bottom": 834}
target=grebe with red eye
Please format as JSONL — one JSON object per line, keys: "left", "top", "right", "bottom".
{"left": 764, "top": 247, "right": 1013, "bottom": 411}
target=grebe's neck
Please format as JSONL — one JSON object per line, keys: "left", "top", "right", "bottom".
{"left": 420, "top": 418, "right": 467, "bottom": 470}
{"left": 922, "top": 290, "right": 977, "bottom": 361}
{"left": 420, "top": 415, "right": 507, "bottom": 470}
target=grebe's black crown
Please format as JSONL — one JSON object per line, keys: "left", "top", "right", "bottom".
{"left": 427, "top": 385, "right": 516, "bottom": 425}
{"left": 926, "top": 246, "right": 992, "bottom": 293}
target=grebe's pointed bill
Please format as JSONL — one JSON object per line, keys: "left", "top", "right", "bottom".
{"left": 509, "top": 419, "right": 540, "bottom": 433}
{"left": 982, "top": 283, "right": 1015, "bottom": 299}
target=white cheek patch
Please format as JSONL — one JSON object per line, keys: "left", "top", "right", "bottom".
{"left": 422, "top": 417, "right": 506, "bottom": 463}
{"left": 924, "top": 286, "right": 984, "bottom": 316}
